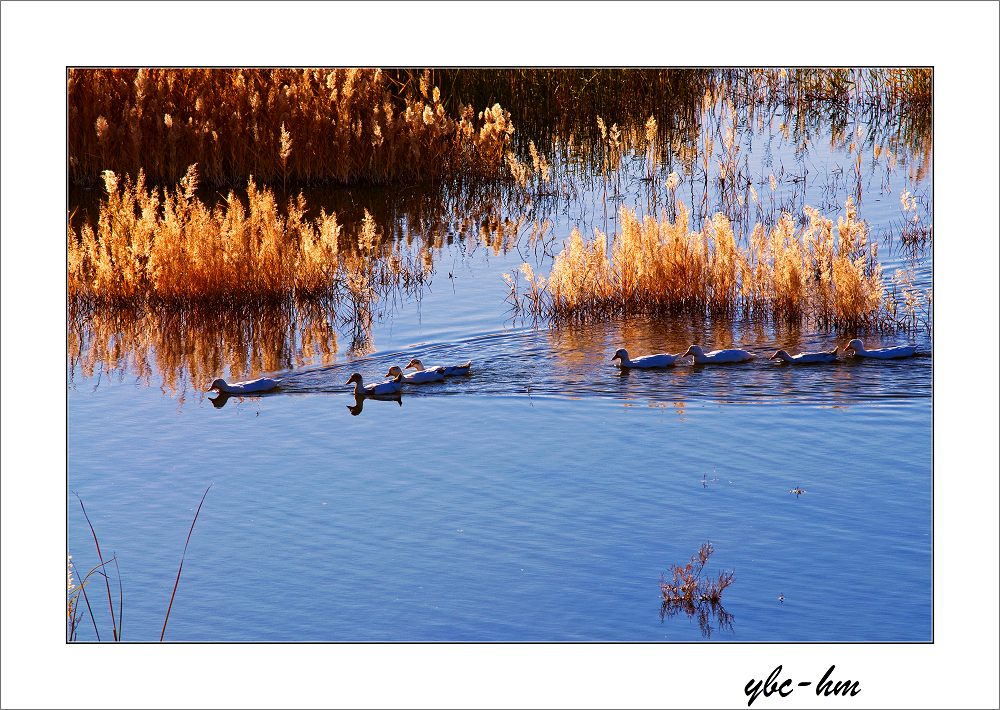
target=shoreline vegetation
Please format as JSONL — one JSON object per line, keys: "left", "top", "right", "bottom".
{"left": 70, "top": 68, "right": 516, "bottom": 188}
{"left": 68, "top": 67, "right": 932, "bottom": 391}
{"left": 68, "top": 68, "right": 931, "bottom": 189}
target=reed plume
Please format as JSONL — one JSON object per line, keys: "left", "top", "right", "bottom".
{"left": 519, "top": 198, "right": 924, "bottom": 332}
{"left": 68, "top": 165, "right": 424, "bottom": 306}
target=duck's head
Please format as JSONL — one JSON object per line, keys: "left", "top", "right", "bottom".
{"left": 683, "top": 345, "right": 704, "bottom": 358}
{"left": 208, "top": 378, "right": 227, "bottom": 392}
{"left": 844, "top": 339, "right": 864, "bottom": 353}
{"left": 346, "top": 373, "right": 364, "bottom": 386}
{"left": 770, "top": 350, "right": 792, "bottom": 362}
{"left": 386, "top": 365, "right": 404, "bottom": 378}
{"left": 611, "top": 348, "right": 629, "bottom": 362}
{"left": 405, "top": 358, "right": 423, "bottom": 371}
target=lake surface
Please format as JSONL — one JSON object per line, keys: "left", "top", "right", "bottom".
{"left": 68, "top": 82, "right": 932, "bottom": 642}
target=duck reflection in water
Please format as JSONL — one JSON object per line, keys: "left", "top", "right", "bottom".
{"left": 347, "top": 393, "right": 402, "bottom": 416}
{"left": 209, "top": 391, "right": 281, "bottom": 409}
{"left": 211, "top": 389, "right": 402, "bottom": 414}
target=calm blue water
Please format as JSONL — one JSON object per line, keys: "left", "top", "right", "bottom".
{"left": 68, "top": 89, "right": 932, "bottom": 642}
{"left": 68, "top": 326, "right": 932, "bottom": 642}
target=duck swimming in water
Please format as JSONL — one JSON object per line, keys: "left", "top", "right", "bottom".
{"left": 405, "top": 358, "right": 472, "bottom": 377}
{"left": 387, "top": 364, "right": 445, "bottom": 384}
{"left": 346, "top": 371, "right": 403, "bottom": 397}
{"left": 842, "top": 339, "right": 916, "bottom": 359}
{"left": 769, "top": 348, "right": 839, "bottom": 364}
{"left": 611, "top": 348, "right": 687, "bottom": 369}
{"left": 207, "top": 377, "right": 282, "bottom": 395}
{"left": 683, "top": 345, "right": 754, "bottom": 364}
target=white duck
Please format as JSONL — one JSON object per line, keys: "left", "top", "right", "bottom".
{"left": 346, "top": 371, "right": 403, "bottom": 397}
{"left": 843, "top": 339, "right": 916, "bottom": 359}
{"left": 387, "top": 364, "right": 445, "bottom": 384}
{"left": 208, "top": 377, "right": 282, "bottom": 395}
{"left": 769, "top": 347, "right": 839, "bottom": 364}
{"left": 406, "top": 358, "right": 472, "bottom": 377}
{"left": 683, "top": 345, "right": 754, "bottom": 364}
{"left": 611, "top": 348, "right": 686, "bottom": 369}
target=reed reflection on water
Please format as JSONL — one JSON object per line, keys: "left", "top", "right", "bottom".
{"left": 69, "top": 301, "right": 341, "bottom": 398}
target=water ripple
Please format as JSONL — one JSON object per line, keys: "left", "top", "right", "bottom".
{"left": 273, "top": 320, "right": 931, "bottom": 408}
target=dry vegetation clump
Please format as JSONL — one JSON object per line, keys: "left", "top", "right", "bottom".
{"left": 661, "top": 541, "right": 734, "bottom": 606}
{"left": 68, "top": 165, "right": 429, "bottom": 389}
{"left": 517, "top": 197, "right": 926, "bottom": 332}
{"left": 659, "top": 542, "right": 735, "bottom": 637}
{"left": 68, "top": 164, "right": 427, "bottom": 307}
{"left": 69, "top": 68, "right": 515, "bottom": 188}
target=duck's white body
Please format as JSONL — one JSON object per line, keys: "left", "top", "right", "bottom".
{"left": 406, "top": 358, "right": 472, "bottom": 377}
{"left": 208, "top": 377, "right": 282, "bottom": 395}
{"left": 387, "top": 365, "right": 445, "bottom": 384}
{"left": 683, "top": 345, "right": 754, "bottom": 364}
{"left": 611, "top": 348, "right": 685, "bottom": 369}
{"left": 770, "top": 348, "right": 839, "bottom": 364}
{"left": 347, "top": 372, "right": 403, "bottom": 396}
{"left": 844, "top": 339, "right": 916, "bottom": 360}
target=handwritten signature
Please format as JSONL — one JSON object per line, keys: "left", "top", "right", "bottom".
{"left": 745, "top": 665, "right": 860, "bottom": 706}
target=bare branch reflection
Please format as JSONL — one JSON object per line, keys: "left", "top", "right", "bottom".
{"left": 659, "top": 598, "right": 735, "bottom": 639}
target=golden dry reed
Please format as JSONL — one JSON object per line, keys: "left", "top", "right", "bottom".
{"left": 69, "top": 68, "right": 514, "bottom": 187}
{"left": 518, "top": 198, "right": 925, "bottom": 331}
{"left": 68, "top": 164, "right": 426, "bottom": 305}
{"left": 68, "top": 164, "right": 431, "bottom": 391}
